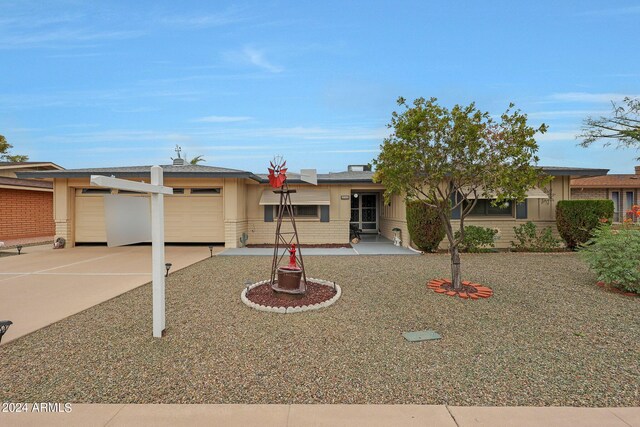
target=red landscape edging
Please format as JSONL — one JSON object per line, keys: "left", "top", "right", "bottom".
{"left": 427, "top": 279, "right": 493, "bottom": 299}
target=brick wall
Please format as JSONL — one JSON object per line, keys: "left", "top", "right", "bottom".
{"left": 0, "top": 189, "right": 55, "bottom": 240}
{"left": 570, "top": 188, "right": 608, "bottom": 200}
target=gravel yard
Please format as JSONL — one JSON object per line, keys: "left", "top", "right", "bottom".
{"left": 1, "top": 253, "right": 638, "bottom": 406}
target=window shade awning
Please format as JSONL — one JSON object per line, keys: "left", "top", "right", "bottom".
{"left": 259, "top": 189, "right": 330, "bottom": 205}
{"left": 460, "top": 186, "right": 549, "bottom": 199}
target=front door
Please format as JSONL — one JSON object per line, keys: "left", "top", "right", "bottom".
{"left": 350, "top": 193, "right": 378, "bottom": 233}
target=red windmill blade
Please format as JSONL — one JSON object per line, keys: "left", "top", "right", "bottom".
{"left": 267, "top": 157, "right": 288, "bottom": 188}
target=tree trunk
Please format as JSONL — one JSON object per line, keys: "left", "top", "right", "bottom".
{"left": 451, "top": 245, "right": 462, "bottom": 291}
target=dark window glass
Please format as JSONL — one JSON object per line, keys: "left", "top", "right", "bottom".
{"left": 276, "top": 205, "right": 318, "bottom": 218}
{"left": 465, "top": 199, "right": 513, "bottom": 216}
{"left": 81, "top": 188, "right": 111, "bottom": 194}
{"left": 190, "top": 188, "right": 221, "bottom": 195}
{"left": 117, "top": 190, "right": 144, "bottom": 194}
{"left": 172, "top": 188, "right": 185, "bottom": 194}
{"left": 361, "top": 194, "right": 376, "bottom": 208}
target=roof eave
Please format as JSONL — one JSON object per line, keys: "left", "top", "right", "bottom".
{"left": 17, "top": 171, "right": 262, "bottom": 181}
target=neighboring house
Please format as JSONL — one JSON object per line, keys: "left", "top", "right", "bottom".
{"left": 571, "top": 165, "right": 640, "bottom": 223}
{"left": 0, "top": 162, "right": 64, "bottom": 241}
{"left": 18, "top": 160, "right": 607, "bottom": 249}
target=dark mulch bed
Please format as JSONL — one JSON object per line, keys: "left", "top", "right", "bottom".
{"left": 246, "top": 281, "right": 338, "bottom": 307}
{"left": 247, "top": 243, "right": 351, "bottom": 248}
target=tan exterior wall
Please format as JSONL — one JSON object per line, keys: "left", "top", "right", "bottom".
{"left": 243, "top": 182, "right": 373, "bottom": 245}
{"left": 377, "top": 176, "right": 570, "bottom": 249}
{"left": 50, "top": 172, "right": 574, "bottom": 249}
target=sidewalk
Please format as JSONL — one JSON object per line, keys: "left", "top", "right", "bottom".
{"left": 0, "top": 404, "right": 637, "bottom": 427}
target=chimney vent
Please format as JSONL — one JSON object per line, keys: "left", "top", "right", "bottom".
{"left": 173, "top": 158, "right": 185, "bottom": 166}
{"left": 348, "top": 164, "right": 371, "bottom": 172}
{"left": 635, "top": 165, "right": 640, "bottom": 175}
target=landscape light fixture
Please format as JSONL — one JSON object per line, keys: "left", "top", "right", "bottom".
{"left": 16, "top": 245, "right": 23, "bottom": 255}
{"left": 0, "top": 320, "right": 12, "bottom": 344}
{"left": 165, "top": 263, "right": 172, "bottom": 277}
{"left": 208, "top": 245, "right": 214, "bottom": 257}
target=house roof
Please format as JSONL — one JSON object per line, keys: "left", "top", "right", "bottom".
{"left": 0, "top": 161, "right": 64, "bottom": 171}
{"left": 256, "top": 170, "right": 378, "bottom": 184}
{"left": 571, "top": 174, "right": 640, "bottom": 189}
{"left": 17, "top": 164, "right": 262, "bottom": 181}
{"left": 0, "top": 176, "right": 53, "bottom": 190}
{"left": 537, "top": 166, "right": 609, "bottom": 176}
{"left": 17, "top": 164, "right": 608, "bottom": 184}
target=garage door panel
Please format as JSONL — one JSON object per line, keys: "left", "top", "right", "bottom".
{"left": 75, "top": 196, "right": 107, "bottom": 242}
{"left": 76, "top": 194, "right": 224, "bottom": 243}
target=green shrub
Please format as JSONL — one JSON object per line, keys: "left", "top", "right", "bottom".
{"left": 511, "top": 221, "right": 562, "bottom": 252}
{"left": 406, "top": 200, "right": 446, "bottom": 252}
{"left": 556, "top": 200, "right": 614, "bottom": 249}
{"left": 454, "top": 225, "right": 498, "bottom": 253}
{"left": 579, "top": 225, "right": 640, "bottom": 294}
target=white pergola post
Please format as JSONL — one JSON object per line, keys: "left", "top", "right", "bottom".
{"left": 90, "top": 165, "right": 172, "bottom": 338}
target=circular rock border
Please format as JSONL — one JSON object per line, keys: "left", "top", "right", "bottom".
{"left": 427, "top": 278, "right": 493, "bottom": 300}
{"left": 241, "top": 278, "right": 342, "bottom": 313}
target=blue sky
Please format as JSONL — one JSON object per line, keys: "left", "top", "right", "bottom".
{"left": 1, "top": 1, "right": 639, "bottom": 173}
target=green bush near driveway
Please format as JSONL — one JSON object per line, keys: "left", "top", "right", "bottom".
{"left": 406, "top": 200, "right": 446, "bottom": 252}
{"left": 556, "top": 200, "right": 614, "bottom": 249}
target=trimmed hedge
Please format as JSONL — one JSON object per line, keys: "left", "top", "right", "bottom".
{"left": 406, "top": 200, "right": 446, "bottom": 252}
{"left": 556, "top": 200, "right": 614, "bottom": 249}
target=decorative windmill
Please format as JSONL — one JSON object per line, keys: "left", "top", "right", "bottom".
{"left": 268, "top": 156, "right": 317, "bottom": 296}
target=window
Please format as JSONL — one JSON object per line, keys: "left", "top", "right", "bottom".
{"left": 190, "top": 188, "right": 221, "bottom": 195}
{"left": 465, "top": 199, "right": 513, "bottom": 217}
{"left": 81, "top": 188, "right": 111, "bottom": 194}
{"left": 275, "top": 205, "right": 319, "bottom": 218}
{"left": 171, "top": 188, "right": 185, "bottom": 194}
{"left": 610, "top": 191, "right": 620, "bottom": 222}
{"left": 117, "top": 190, "right": 144, "bottom": 194}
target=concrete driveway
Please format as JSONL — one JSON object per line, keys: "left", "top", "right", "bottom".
{"left": 0, "top": 244, "right": 218, "bottom": 344}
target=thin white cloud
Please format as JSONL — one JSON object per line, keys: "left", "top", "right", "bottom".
{"left": 577, "top": 5, "right": 640, "bottom": 16}
{"left": 0, "top": 29, "right": 144, "bottom": 49}
{"left": 241, "top": 46, "right": 283, "bottom": 73}
{"left": 536, "top": 131, "right": 580, "bottom": 142}
{"left": 526, "top": 110, "right": 609, "bottom": 119}
{"left": 159, "top": 6, "right": 247, "bottom": 28}
{"left": 191, "top": 116, "right": 252, "bottom": 123}
{"left": 323, "top": 149, "right": 380, "bottom": 153}
{"left": 548, "top": 92, "right": 639, "bottom": 103}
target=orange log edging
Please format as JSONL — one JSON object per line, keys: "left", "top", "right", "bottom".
{"left": 426, "top": 278, "right": 493, "bottom": 300}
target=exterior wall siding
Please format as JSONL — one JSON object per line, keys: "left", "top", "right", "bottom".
{"left": 0, "top": 188, "right": 55, "bottom": 240}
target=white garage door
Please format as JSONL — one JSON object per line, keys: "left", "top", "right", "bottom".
{"left": 75, "top": 190, "right": 224, "bottom": 243}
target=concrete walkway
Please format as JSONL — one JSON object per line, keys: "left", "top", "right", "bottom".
{"left": 220, "top": 235, "right": 418, "bottom": 256}
{"left": 0, "top": 244, "right": 218, "bottom": 344}
{"left": 0, "top": 404, "right": 637, "bottom": 426}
